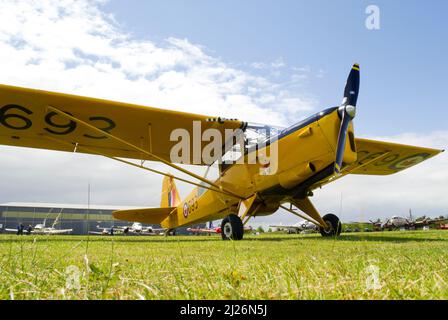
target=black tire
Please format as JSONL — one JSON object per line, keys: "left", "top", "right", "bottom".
{"left": 221, "top": 214, "right": 244, "bottom": 240}
{"left": 319, "top": 213, "right": 342, "bottom": 237}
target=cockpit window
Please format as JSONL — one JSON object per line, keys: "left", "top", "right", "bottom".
{"left": 244, "top": 123, "right": 285, "bottom": 151}
{"left": 219, "top": 123, "right": 284, "bottom": 171}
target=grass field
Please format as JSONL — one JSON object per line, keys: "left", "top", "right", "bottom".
{"left": 0, "top": 230, "right": 447, "bottom": 300}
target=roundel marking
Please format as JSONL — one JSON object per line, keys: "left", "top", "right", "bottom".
{"left": 389, "top": 153, "right": 430, "bottom": 170}
{"left": 183, "top": 202, "right": 189, "bottom": 218}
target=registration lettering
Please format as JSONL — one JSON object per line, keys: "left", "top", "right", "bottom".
{"left": 0, "top": 104, "right": 116, "bottom": 139}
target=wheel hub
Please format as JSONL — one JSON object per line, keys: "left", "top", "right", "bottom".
{"left": 224, "top": 223, "right": 233, "bottom": 238}
{"left": 323, "top": 220, "right": 334, "bottom": 234}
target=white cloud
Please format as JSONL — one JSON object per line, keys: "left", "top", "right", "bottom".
{"left": 251, "top": 57, "right": 285, "bottom": 70}
{"left": 0, "top": 0, "right": 316, "bottom": 126}
{"left": 0, "top": 0, "right": 313, "bottom": 206}
{"left": 271, "top": 58, "right": 286, "bottom": 69}
{"left": 0, "top": 0, "right": 445, "bottom": 227}
{"left": 250, "top": 62, "right": 267, "bottom": 69}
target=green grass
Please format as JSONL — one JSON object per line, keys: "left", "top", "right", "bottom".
{"left": 0, "top": 230, "right": 447, "bottom": 299}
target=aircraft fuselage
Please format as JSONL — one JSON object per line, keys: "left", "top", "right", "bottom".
{"left": 161, "top": 107, "right": 357, "bottom": 229}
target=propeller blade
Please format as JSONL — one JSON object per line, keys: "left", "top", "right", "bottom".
{"left": 342, "top": 63, "right": 360, "bottom": 107}
{"left": 334, "top": 63, "right": 360, "bottom": 174}
{"left": 335, "top": 111, "right": 351, "bottom": 173}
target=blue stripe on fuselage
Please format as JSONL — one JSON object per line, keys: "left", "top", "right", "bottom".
{"left": 245, "top": 106, "right": 338, "bottom": 155}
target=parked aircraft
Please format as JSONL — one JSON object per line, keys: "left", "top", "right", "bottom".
{"left": 90, "top": 222, "right": 164, "bottom": 235}
{"left": 369, "top": 215, "right": 447, "bottom": 231}
{"left": 5, "top": 222, "right": 73, "bottom": 235}
{"left": 270, "top": 220, "right": 318, "bottom": 234}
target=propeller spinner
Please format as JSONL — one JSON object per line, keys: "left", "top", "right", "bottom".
{"left": 334, "top": 63, "right": 360, "bottom": 174}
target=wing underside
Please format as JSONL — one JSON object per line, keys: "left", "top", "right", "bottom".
{"left": 269, "top": 225, "right": 302, "bottom": 230}
{"left": 44, "top": 229, "right": 73, "bottom": 234}
{"left": 0, "top": 84, "right": 244, "bottom": 165}
{"left": 348, "top": 138, "right": 443, "bottom": 175}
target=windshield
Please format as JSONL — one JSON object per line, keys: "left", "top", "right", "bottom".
{"left": 244, "top": 123, "right": 285, "bottom": 150}
{"left": 220, "top": 122, "right": 285, "bottom": 166}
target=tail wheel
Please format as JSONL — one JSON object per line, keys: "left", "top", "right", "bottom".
{"left": 221, "top": 214, "right": 244, "bottom": 241}
{"left": 319, "top": 213, "right": 342, "bottom": 237}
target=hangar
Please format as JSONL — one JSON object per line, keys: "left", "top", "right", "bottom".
{"left": 0, "top": 202, "right": 160, "bottom": 235}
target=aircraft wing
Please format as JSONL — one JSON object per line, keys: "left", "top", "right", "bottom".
{"left": 0, "top": 84, "right": 244, "bottom": 165}
{"left": 42, "top": 229, "right": 73, "bottom": 234}
{"left": 413, "top": 220, "right": 429, "bottom": 226}
{"left": 415, "top": 218, "right": 447, "bottom": 226}
{"left": 187, "top": 227, "right": 219, "bottom": 234}
{"left": 346, "top": 138, "right": 444, "bottom": 176}
{"left": 140, "top": 231, "right": 164, "bottom": 236}
{"left": 269, "top": 225, "right": 302, "bottom": 231}
{"left": 145, "top": 227, "right": 165, "bottom": 233}
{"left": 4, "top": 228, "right": 19, "bottom": 233}
{"left": 89, "top": 231, "right": 107, "bottom": 235}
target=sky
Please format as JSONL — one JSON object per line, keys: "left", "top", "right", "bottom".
{"left": 0, "top": 0, "right": 447, "bottom": 227}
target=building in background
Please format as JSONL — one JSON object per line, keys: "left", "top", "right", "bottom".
{"left": 0, "top": 202, "right": 157, "bottom": 235}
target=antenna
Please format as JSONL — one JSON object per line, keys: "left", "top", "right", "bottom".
{"left": 87, "top": 182, "right": 91, "bottom": 234}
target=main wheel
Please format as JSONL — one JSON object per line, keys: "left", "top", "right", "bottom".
{"left": 221, "top": 214, "right": 244, "bottom": 240}
{"left": 319, "top": 213, "right": 342, "bottom": 237}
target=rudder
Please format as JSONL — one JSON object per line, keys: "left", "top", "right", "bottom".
{"left": 160, "top": 175, "right": 181, "bottom": 208}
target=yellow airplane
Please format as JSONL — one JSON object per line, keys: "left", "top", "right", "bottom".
{"left": 0, "top": 64, "right": 443, "bottom": 240}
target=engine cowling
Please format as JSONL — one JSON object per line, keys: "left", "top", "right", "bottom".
{"left": 278, "top": 162, "right": 318, "bottom": 189}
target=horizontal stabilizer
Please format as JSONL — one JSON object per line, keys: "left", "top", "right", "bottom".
{"left": 113, "top": 207, "right": 174, "bottom": 224}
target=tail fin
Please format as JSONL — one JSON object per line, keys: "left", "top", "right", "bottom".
{"left": 160, "top": 175, "right": 181, "bottom": 208}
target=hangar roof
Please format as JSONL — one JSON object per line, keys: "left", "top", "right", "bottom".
{"left": 0, "top": 202, "right": 142, "bottom": 211}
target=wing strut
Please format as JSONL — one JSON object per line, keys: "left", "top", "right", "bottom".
{"left": 280, "top": 197, "right": 328, "bottom": 228}
{"left": 46, "top": 105, "right": 243, "bottom": 200}
{"left": 279, "top": 204, "right": 322, "bottom": 227}
{"left": 43, "top": 134, "right": 243, "bottom": 200}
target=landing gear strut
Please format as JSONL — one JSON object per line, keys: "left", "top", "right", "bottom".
{"left": 164, "top": 229, "right": 176, "bottom": 236}
{"left": 221, "top": 214, "right": 244, "bottom": 240}
{"left": 319, "top": 213, "right": 342, "bottom": 237}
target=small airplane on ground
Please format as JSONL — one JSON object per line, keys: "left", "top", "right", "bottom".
{"left": 120, "top": 222, "right": 165, "bottom": 235}
{"left": 90, "top": 222, "right": 164, "bottom": 235}
{"left": 369, "top": 215, "right": 447, "bottom": 231}
{"left": 5, "top": 221, "right": 73, "bottom": 235}
{"left": 368, "top": 219, "right": 384, "bottom": 231}
{"left": 5, "top": 208, "right": 73, "bottom": 235}
{"left": 0, "top": 64, "right": 443, "bottom": 240}
{"left": 89, "top": 225, "right": 123, "bottom": 235}
{"left": 378, "top": 216, "right": 410, "bottom": 230}
{"left": 270, "top": 220, "right": 318, "bottom": 234}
